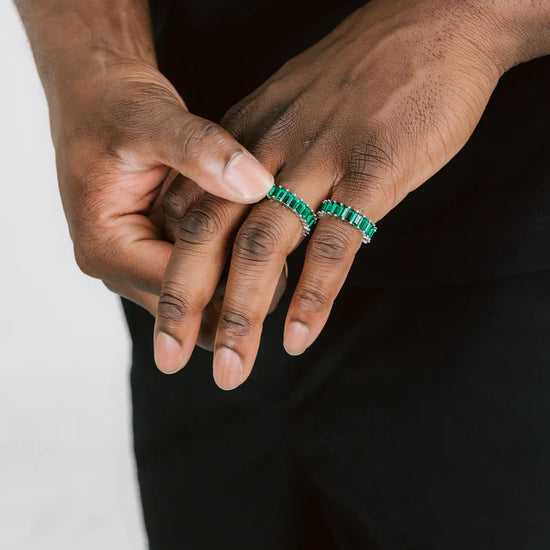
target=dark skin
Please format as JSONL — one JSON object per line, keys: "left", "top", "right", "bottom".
{"left": 17, "top": 0, "right": 550, "bottom": 389}
{"left": 154, "top": 0, "right": 550, "bottom": 389}
{"left": 15, "top": 0, "right": 276, "bottom": 318}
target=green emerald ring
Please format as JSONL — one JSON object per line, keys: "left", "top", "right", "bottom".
{"left": 266, "top": 185, "right": 317, "bottom": 236}
{"left": 317, "top": 200, "right": 377, "bottom": 244}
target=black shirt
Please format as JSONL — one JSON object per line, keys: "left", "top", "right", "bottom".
{"left": 149, "top": 0, "right": 550, "bottom": 287}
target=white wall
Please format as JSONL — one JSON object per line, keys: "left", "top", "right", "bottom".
{"left": 0, "top": 3, "right": 147, "bottom": 548}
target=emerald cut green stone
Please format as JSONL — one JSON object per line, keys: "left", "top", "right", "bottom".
{"left": 314, "top": 198, "right": 377, "bottom": 242}
{"left": 266, "top": 185, "right": 319, "bottom": 235}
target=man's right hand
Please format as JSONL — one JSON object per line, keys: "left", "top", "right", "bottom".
{"left": 51, "top": 55, "right": 274, "bottom": 315}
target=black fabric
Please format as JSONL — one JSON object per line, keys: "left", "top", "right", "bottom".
{"left": 123, "top": 268, "right": 550, "bottom": 548}
{"left": 121, "top": 2, "right": 550, "bottom": 547}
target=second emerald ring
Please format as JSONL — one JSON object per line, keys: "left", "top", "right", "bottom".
{"left": 266, "top": 185, "right": 317, "bottom": 236}
{"left": 317, "top": 200, "right": 377, "bottom": 244}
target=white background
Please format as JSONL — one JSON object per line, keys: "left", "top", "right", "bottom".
{"left": 0, "top": 2, "right": 147, "bottom": 548}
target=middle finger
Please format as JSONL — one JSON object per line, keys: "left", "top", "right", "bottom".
{"left": 213, "top": 156, "right": 337, "bottom": 389}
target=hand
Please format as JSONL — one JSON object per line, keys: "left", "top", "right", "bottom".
{"left": 154, "top": 173, "right": 288, "bottom": 351}
{"left": 52, "top": 54, "right": 273, "bottom": 315}
{"left": 154, "top": 0, "right": 540, "bottom": 387}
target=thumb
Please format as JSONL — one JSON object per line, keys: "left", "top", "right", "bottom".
{"left": 149, "top": 105, "right": 273, "bottom": 203}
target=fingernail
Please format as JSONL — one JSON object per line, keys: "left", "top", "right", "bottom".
{"left": 154, "top": 332, "right": 183, "bottom": 374}
{"left": 284, "top": 321, "right": 311, "bottom": 356}
{"left": 224, "top": 152, "right": 273, "bottom": 201}
{"left": 213, "top": 347, "right": 243, "bottom": 390}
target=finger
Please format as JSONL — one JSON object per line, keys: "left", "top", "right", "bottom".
{"left": 153, "top": 100, "right": 297, "bottom": 376}
{"left": 284, "top": 173, "right": 391, "bottom": 355}
{"left": 147, "top": 104, "right": 274, "bottom": 203}
{"left": 195, "top": 262, "right": 288, "bottom": 351}
{"left": 153, "top": 196, "right": 248, "bottom": 373}
{"left": 160, "top": 174, "right": 205, "bottom": 241}
{"left": 152, "top": 126, "right": 287, "bottom": 375}
{"left": 213, "top": 159, "right": 335, "bottom": 390}
{"left": 196, "top": 297, "right": 223, "bottom": 352}
{"left": 102, "top": 277, "right": 159, "bottom": 317}
{"left": 147, "top": 168, "right": 181, "bottom": 232}
{"left": 74, "top": 217, "right": 173, "bottom": 298}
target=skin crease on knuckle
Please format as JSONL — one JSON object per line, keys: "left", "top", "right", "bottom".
{"left": 162, "top": 182, "right": 197, "bottom": 221}
{"left": 176, "top": 203, "right": 221, "bottom": 246}
{"left": 309, "top": 225, "right": 357, "bottom": 263}
{"left": 218, "top": 309, "right": 254, "bottom": 340}
{"left": 157, "top": 285, "right": 192, "bottom": 326}
{"left": 72, "top": 223, "right": 115, "bottom": 280}
{"left": 233, "top": 217, "right": 285, "bottom": 264}
{"left": 178, "top": 119, "right": 229, "bottom": 165}
{"left": 295, "top": 286, "right": 329, "bottom": 317}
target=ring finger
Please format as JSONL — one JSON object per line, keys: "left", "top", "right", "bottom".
{"left": 283, "top": 174, "right": 393, "bottom": 355}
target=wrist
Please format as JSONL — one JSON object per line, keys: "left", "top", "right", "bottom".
{"left": 18, "top": 2, "right": 158, "bottom": 123}
{"left": 466, "top": 0, "right": 550, "bottom": 74}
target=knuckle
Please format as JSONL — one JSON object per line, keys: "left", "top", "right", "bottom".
{"left": 73, "top": 240, "right": 103, "bottom": 278}
{"left": 343, "top": 136, "right": 399, "bottom": 210}
{"left": 233, "top": 220, "right": 281, "bottom": 262}
{"left": 162, "top": 178, "right": 205, "bottom": 223}
{"left": 309, "top": 227, "right": 354, "bottom": 262}
{"left": 221, "top": 96, "right": 257, "bottom": 137}
{"left": 177, "top": 204, "right": 219, "bottom": 245}
{"left": 218, "top": 309, "right": 254, "bottom": 339}
{"left": 261, "top": 100, "right": 300, "bottom": 143}
{"left": 295, "top": 286, "right": 328, "bottom": 316}
{"left": 345, "top": 137, "right": 397, "bottom": 183}
{"left": 162, "top": 182, "right": 186, "bottom": 220}
{"left": 180, "top": 119, "right": 228, "bottom": 163}
{"left": 157, "top": 284, "right": 191, "bottom": 323}
{"left": 102, "top": 279, "right": 117, "bottom": 293}
{"left": 74, "top": 246, "right": 96, "bottom": 277}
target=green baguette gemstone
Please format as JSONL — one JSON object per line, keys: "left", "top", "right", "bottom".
{"left": 266, "top": 185, "right": 317, "bottom": 235}
{"left": 317, "top": 200, "right": 377, "bottom": 243}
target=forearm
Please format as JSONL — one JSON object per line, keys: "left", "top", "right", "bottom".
{"left": 14, "top": 1, "right": 156, "bottom": 112}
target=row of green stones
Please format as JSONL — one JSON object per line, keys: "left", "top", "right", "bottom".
{"left": 319, "top": 200, "right": 377, "bottom": 243}
{"left": 267, "top": 185, "right": 317, "bottom": 235}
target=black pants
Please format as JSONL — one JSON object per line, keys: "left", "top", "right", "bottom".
{"left": 122, "top": 268, "right": 550, "bottom": 549}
